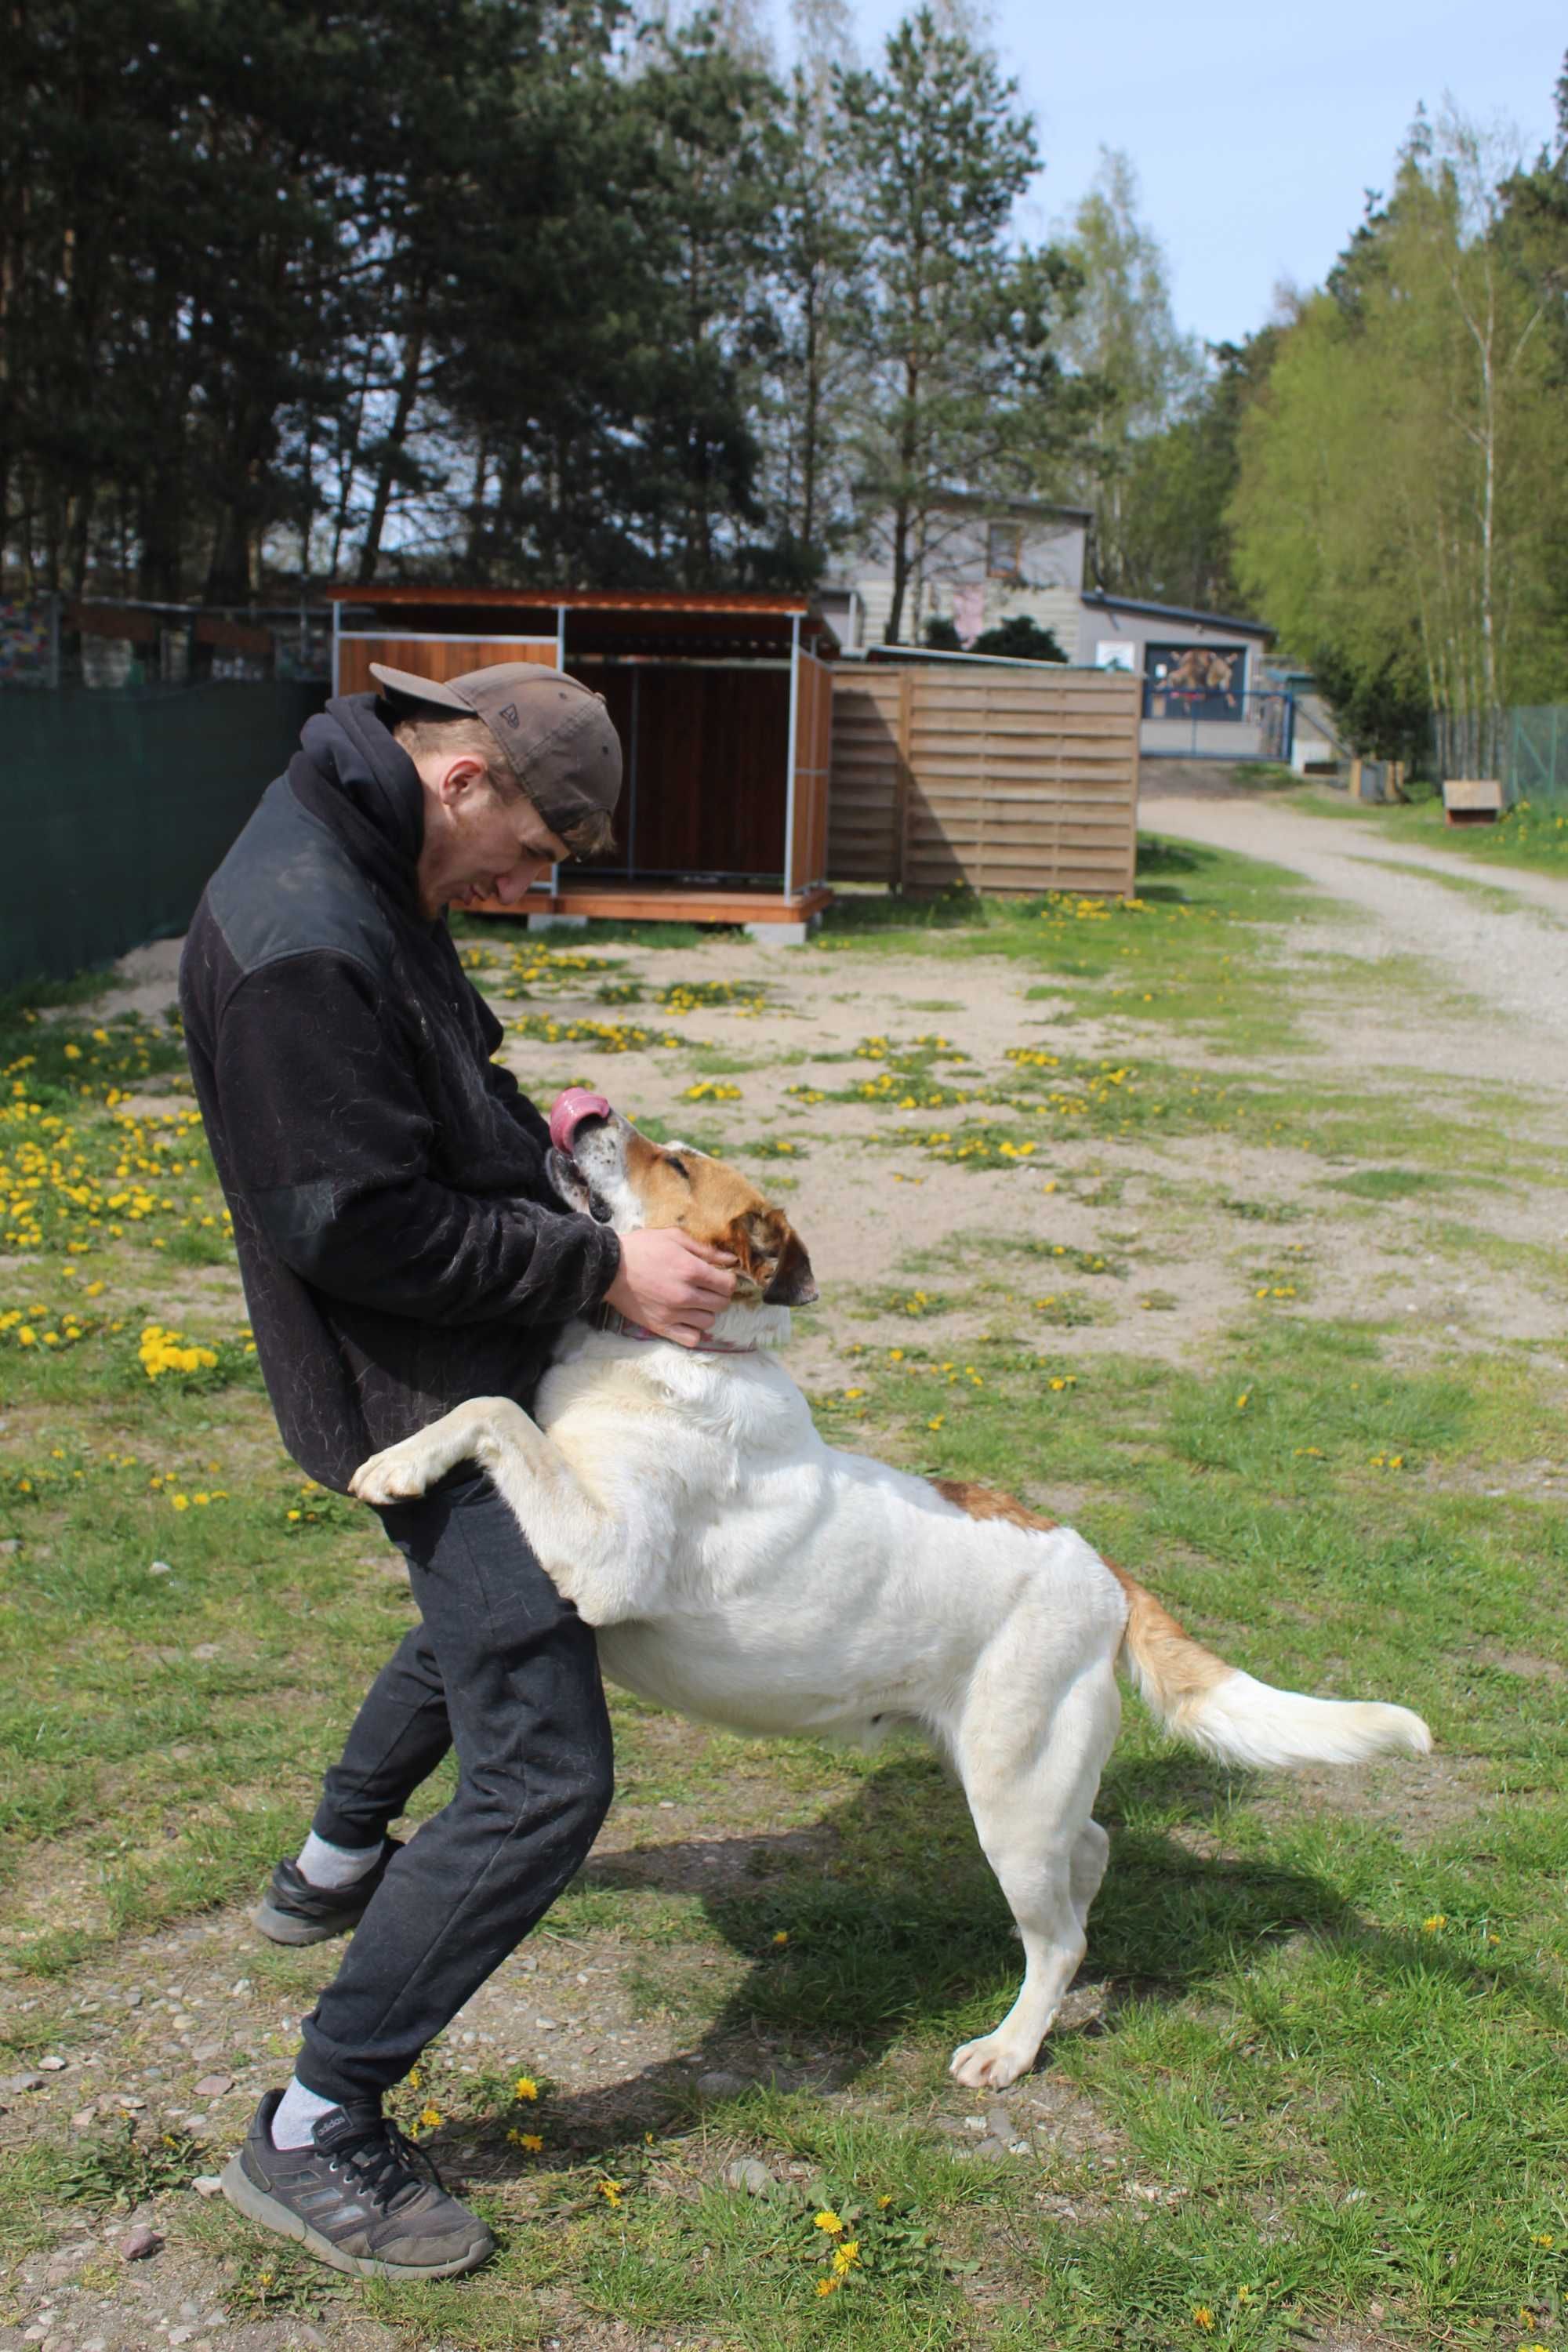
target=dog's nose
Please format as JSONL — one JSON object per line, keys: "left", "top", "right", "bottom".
{"left": 549, "top": 1087, "right": 613, "bottom": 1153}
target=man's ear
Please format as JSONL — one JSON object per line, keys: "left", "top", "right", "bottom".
{"left": 440, "top": 753, "right": 488, "bottom": 806}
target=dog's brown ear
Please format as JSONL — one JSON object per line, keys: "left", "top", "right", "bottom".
{"left": 762, "top": 1224, "right": 818, "bottom": 1307}
{"left": 733, "top": 1210, "right": 818, "bottom": 1306}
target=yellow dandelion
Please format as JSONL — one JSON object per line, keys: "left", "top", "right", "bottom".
{"left": 514, "top": 2075, "right": 539, "bottom": 2101}
{"left": 417, "top": 2103, "right": 442, "bottom": 2130}
{"left": 597, "top": 2177, "right": 625, "bottom": 2206}
{"left": 772, "top": 1929, "right": 789, "bottom": 1947}
{"left": 1421, "top": 1914, "right": 1447, "bottom": 1933}
{"left": 815, "top": 2277, "right": 839, "bottom": 2297}
{"left": 813, "top": 2209, "right": 844, "bottom": 2236}
{"left": 1193, "top": 2309, "right": 1214, "bottom": 2332}
{"left": 507, "top": 2128, "right": 544, "bottom": 2151}
{"left": 831, "top": 2239, "right": 860, "bottom": 2275}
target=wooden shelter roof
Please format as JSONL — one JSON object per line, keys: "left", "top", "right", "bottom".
{"left": 327, "top": 583, "right": 837, "bottom": 659}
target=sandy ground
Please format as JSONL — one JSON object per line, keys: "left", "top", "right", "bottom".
{"left": 1143, "top": 795, "right": 1568, "bottom": 1065}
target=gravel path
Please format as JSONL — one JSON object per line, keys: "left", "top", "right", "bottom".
{"left": 1142, "top": 796, "right": 1568, "bottom": 1065}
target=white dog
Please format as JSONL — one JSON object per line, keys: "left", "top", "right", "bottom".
{"left": 350, "top": 1096, "right": 1431, "bottom": 2090}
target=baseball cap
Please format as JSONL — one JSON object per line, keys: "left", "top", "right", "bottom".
{"left": 369, "top": 660, "right": 622, "bottom": 835}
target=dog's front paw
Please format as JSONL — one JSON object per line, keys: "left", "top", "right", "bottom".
{"left": 948, "top": 2031, "right": 1036, "bottom": 2090}
{"left": 349, "top": 1441, "right": 438, "bottom": 1507}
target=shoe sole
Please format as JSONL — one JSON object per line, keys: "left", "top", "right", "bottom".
{"left": 251, "top": 1898, "right": 363, "bottom": 1947}
{"left": 219, "top": 2154, "right": 494, "bottom": 2280}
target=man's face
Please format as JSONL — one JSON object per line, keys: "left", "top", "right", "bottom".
{"left": 414, "top": 753, "right": 569, "bottom": 920}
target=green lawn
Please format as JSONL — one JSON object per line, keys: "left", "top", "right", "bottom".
{"left": 1294, "top": 783, "right": 1568, "bottom": 875}
{"left": 2, "top": 852, "right": 1566, "bottom": 2351}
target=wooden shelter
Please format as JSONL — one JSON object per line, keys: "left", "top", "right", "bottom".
{"left": 327, "top": 586, "right": 836, "bottom": 935}
{"left": 827, "top": 660, "right": 1141, "bottom": 897}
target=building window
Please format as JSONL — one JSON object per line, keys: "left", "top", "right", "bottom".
{"left": 1143, "top": 641, "right": 1248, "bottom": 721}
{"left": 986, "top": 521, "right": 1022, "bottom": 579}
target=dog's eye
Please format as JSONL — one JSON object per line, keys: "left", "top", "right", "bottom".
{"left": 666, "top": 1156, "right": 690, "bottom": 1181}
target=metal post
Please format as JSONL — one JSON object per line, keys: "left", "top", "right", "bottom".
{"left": 331, "top": 597, "right": 341, "bottom": 696}
{"left": 550, "top": 603, "right": 566, "bottom": 902}
{"left": 627, "top": 670, "right": 640, "bottom": 876}
{"left": 782, "top": 614, "right": 801, "bottom": 902}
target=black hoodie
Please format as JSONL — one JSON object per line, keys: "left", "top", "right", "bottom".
{"left": 178, "top": 693, "right": 622, "bottom": 1491}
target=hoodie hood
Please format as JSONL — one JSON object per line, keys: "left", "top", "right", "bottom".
{"left": 289, "top": 693, "right": 426, "bottom": 913}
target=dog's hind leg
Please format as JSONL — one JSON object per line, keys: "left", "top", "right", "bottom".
{"left": 946, "top": 1658, "right": 1120, "bottom": 2091}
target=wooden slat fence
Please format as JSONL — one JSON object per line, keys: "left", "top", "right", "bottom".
{"left": 828, "top": 664, "right": 1140, "bottom": 896}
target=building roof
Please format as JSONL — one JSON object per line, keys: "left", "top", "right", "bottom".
{"left": 1081, "top": 590, "right": 1274, "bottom": 639}
{"left": 327, "top": 583, "right": 837, "bottom": 659}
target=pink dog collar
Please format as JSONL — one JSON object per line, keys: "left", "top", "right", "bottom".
{"left": 596, "top": 1305, "right": 757, "bottom": 1356}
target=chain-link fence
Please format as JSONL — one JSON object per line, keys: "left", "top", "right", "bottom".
{"left": 1501, "top": 706, "right": 1568, "bottom": 806}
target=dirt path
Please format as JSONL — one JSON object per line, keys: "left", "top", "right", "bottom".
{"left": 1142, "top": 797, "right": 1568, "bottom": 1061}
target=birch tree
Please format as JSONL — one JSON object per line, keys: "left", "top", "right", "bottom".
{"left": 1231, "top": 108, "right": 1568, "bottom": 765}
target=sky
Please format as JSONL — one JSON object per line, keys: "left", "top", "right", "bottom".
{"left": 769, "top": 0, "right": 1566, "bottom": 348}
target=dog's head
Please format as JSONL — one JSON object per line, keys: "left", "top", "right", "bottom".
{"left": 546, "top": 1091, "right": 818, "bottom": 1308}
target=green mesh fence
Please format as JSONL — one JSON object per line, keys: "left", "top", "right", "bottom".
{"left": 0, "top": 681, "right": 325, "bottom": 991}
{"left": 1504, "top": 706, "right": 1568, "bottom": 806}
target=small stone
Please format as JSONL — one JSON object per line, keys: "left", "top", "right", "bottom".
{"left": 723, "top": 2158, "right": 773, "bottom": 2194}
{"left": 1368, "top": 2301, "right": 1385, "bottom": 2323}
{"left": 191, "top": 2041, "right": 225, "bottom": 2063}
{"left": 192, "top": 2074, "right": 233, "bottom": 2100}
{"left": 191, "top": 1643, "right": 220, "bottom": 1661}
{"left": 695, "top": 2069, "right": 746, "bottom": 2100}
{"left": 192, "top": 2176, "right": 225, "bottom": 2198}
{"left": 120, "top": 2224, "right": 162, "bottom": 2261}
{"left": 0, "top": 1537, "right": 19, "bottom": 1555}
{"left": 1, "top": 2071, "right": 42, "bottom": 2093}
{"left": 533, "top": 2016, "right": 560, "bottom": 2031}
{"left": 169, "top": 2328, "right": 197, "bottom": 2346}
{"left": 125, "top": 1991, "right": 143, "bottom": 2009}
{"left": 971, "top": 2135, "right": 1010, "bottom": 2158}
{"left": 149, "top": 1560, "right": 173, "bottom": 1575}
{"left": 38, "top": 2055, "right": 67, "bottom": 2071}
{"left": 70, "top": 2107, "right": 98, "bottom": 2129}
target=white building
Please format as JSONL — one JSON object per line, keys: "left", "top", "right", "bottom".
{"left": 822, "top": 495, "right": 1284, "bottom": 761}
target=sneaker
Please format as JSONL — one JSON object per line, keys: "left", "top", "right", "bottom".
{"left": 220, "top": 2090, "right": 495, "bottom": 2280}
{"left": 252, "top": 1838, "right": 402, "bottom": 1947}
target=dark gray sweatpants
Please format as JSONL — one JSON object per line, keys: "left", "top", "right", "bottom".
{"left": 296, "top": 1467, "right": 614, "bottom": 2106}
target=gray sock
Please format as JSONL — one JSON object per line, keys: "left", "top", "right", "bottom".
{"left": 296, "top": 1830, "right": 382, "bottom": 1891}
{"left": 270, "top": 2075, "right": 342, "bottom": 2150}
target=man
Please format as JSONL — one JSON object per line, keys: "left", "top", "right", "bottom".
{"left": 179, "top": 660, "right": 735, "bottom": 2280}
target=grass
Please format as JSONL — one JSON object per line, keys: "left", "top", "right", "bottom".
{"left": 1295, "top": 785, "right": 1568, "bottom": 875}
{"left": 2, "top": 843, "right": 1566, "bottom": 2350}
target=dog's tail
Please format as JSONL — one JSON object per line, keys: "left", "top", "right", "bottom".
{"left": 1109, "top": 1565, "right": 1431, "bottom": 1769}
{"left": 930, "top": 1480, "right": 1429, "bottom": 1769}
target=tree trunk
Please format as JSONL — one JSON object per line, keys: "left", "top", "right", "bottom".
{"left": 357, "top": 288, "right": 430, "bottom": 586}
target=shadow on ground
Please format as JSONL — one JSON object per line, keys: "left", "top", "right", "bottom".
{"left": 432, "top": 1745, "right": 1552, "bottom": 2184}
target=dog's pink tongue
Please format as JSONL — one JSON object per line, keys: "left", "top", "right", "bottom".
{"left": 549, "top": 1087, "right": 612, "bottom": 1152}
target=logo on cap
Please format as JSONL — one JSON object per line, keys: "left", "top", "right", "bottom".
{"left": 498, "top": 703, "right": 519, "bottom": 729}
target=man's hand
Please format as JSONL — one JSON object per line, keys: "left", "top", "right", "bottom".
{"left": 605, "top": 1227, "right": 737, "bottom": 1347}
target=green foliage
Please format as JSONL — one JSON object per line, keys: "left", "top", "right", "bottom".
{"left": 57, "top": 2119, "right": 205, "bottom": 2210}
{"left": 1231, "top": 106, "right": 1568, "bottom": 755}
{"left": 971, "top": 614, "right": 1065, "bottom": 661}
{"left": 837, "top": 7, "right": 1077, "bottom": 644}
